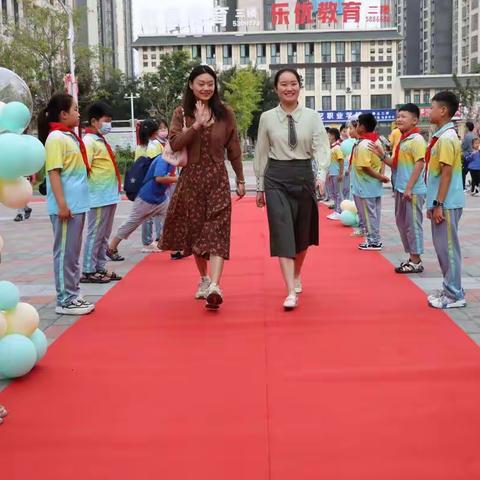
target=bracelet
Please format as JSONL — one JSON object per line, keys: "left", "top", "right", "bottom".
{"left": 236, "top": 179, "right": 246, "bottom": 184}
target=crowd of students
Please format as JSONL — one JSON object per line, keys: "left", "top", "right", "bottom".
{"left": 322, "top": 91, "right": 467, "bottom": 310}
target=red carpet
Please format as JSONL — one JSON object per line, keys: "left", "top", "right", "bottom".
{"left": 1, "top": 197, "right": 480, "bottom": 479}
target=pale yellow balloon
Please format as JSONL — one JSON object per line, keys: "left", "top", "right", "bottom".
{"left": 0, "top": 312, "right": 7, "bottom": 338}
{"left": 6, "top": 302, "right": 39, "bottom": 336}
{"left": 344, "top": 200, "right": 358, "bottom": 214}
{"left": 0, "top": 177, "right": 33, "bottom": 209}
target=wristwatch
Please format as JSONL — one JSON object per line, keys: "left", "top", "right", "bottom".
{"left": 433, "top": 200, "right": 444, "bottom": 208}
{"left": 381, "top": 152, "right": 388, "bottom": 162}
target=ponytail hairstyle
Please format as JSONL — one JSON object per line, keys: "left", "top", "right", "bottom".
{"left": 37, "top": 93, "right": 74, "bottom": 145}
{"left": 138, "top": 118, "right": 159, "bottom": 146}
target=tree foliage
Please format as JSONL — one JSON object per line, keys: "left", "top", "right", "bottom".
{"left": 223, "top": 67, "right": 263, "bottom": 139}
{"left": 452, "top": 73, "right": 480, "bottom": 121}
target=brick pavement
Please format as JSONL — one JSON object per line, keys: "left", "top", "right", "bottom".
{"left": 0, "top": 161, "right": 479, "bottom": 389}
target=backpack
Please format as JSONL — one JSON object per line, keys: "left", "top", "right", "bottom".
{"left": 124, "top": 155, "right": 154, "bottom": 201}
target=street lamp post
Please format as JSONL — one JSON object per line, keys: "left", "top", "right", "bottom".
{"left": 125, "top": 92, "right": 140, "bottom": 148}
{"left": 57, "top": 0, "right": 77, "bottom": 103}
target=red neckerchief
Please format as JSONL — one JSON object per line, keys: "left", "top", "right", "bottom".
{"left": 49, "top": 123, "right": 91, "bottom": 175}
{"left": 424, "top": 127, "right": 456, "bottom": 181}
{"left": 330, "top": 141, "right": 341, "bottom": 150}
{"left": 349, "top": 132, "right": 379, "bottom": 166}
{"left": 84, "top": 128, "right": 122, "bottom": 192}
{"left": 392, "top": 127, "right": 421, "bottom": 170}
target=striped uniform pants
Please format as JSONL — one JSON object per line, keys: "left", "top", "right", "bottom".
{"left": 394, "top": 191, "right": 425, "bottom": 255}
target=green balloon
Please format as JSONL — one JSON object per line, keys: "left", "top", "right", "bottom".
{"left": 340, "top": 210, "right": 357, "bottom": 227}
{"left": 22, "top": 135, "right": 46, "bottom": 176}
{"left": 0, "top": 280, "right": 20, "bottom": 310}
{"left": 0, "top": 101, "right": 31, "bottom": 134}
{"left": 30, "top": 328, "right": 48, "bottom": 362}
{"left": 0, "top": 334, "right": 37, "bottom": 378}
{"left": 0, "top": 132, "right": 28, "bottom": 179}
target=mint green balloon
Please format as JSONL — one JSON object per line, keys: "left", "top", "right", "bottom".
{"left": 22, "top": 135, "right": 46, "bottom": 175}
{"left": 0, "top": 281, "right": 20, "bottom": 310}
{"left": 0, "top": 132, "right": 27, "bottom": 179}
{"left": 30, "top": 328, "right": 48, "bottom": 362}
{"left": 340, "top": 210, "right": 357, "bottom": 227}
{"left": 0, "top": 101, "right": 31, "bottom": 134}
{"left": 0, "top": 334, "right": 37, "bottom": 378}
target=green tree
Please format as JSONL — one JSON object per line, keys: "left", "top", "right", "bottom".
{"left": 248, "top": 70, "right": 277, "bottom": 140}
{"left": 223, "top": 67, "right": 263, "bottom": 139}
{"left": 452, "top": 73, "right": 480, "bottom": 121}
{"left": 138, "top": 51, "right": 200, "bottom": 123}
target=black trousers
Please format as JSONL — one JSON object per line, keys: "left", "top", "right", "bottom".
{"left": 471, "top": 169, "right": 480, "bottom": 191}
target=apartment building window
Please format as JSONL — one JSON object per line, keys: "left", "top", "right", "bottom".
{"left": 192, "top": 45, "right": 202, "bottom": 59}
{"left": 257, "top": 44, "right": 266, "bottom": 64}
{"left": 151, "top": 54, "right": 156, "bottom": 60}
{"left": 152, "top": 62, "right": 157, "bottom": 67}
{"left": 351, "top": 67, "right": 361, "bottom": 89}
{"left": 472, "top": 36, "right": 478, "bottom": 54}
{"left": 1, "top": 0, "right": 7, "bottom": 24}
{"left": 322, "top": 96, "right": 332, "bottom": 110}
{"left": 336, "top": 95, "right": 346, "bottom": 110}
{"left": 223, "top": 45, "right": 232, "bottom": 65}
{"left": 305, "top": 96, "right": 315, "bottom": 109}
{"left": 371, "top": 94, "right": 392, "bottom": 109}
{"left": 321, "top": 42, "right": 331, "bottom": 62}
{"left": 271, "top": 43, "right": 280, "bottom": 64}
{"left": 414, "top": 90, "right": 421, "bottom": 103}
{"left": 143, "top": 62, "right": 148, "bottom": 67}
{"left": 336, "top": 42, "right": 345, "bottom": 62}
{"left": 206, "top": 45, "right": 216, "bottom": 65}
{"left": 143, "top": 54, "right": 148, "bottom": 60}
{"left": 336, "top": 67, "right": 346, "bottom": 89}
{"left": 287, "top": 43, "right": 297, "bottom": 63}
{"left": 423, "top": 91, "right": 430, "bottom": 103}
{"left": 351, "top": 95, "right": 361, "bottom": 110}
{"left": 305, "top": 68, "right": 315, "bottom": 90}
{"left": 13, "top": 0, "right": 19, "bottom": 25}
{"left": 321, "top": 68, "right": 331, "bottom": 89}
{"left": 240, "top": 44, "right": 250, "bottom": 64}
{"left": 305, "top": 42, "right": 315, "bottom": 62}
{"left": 473, "top": 14, "right": 479, "bottom": 32}
{"left": 151, "top": 46, "right": 156, "bottom": 51}
{"left": 351, "top": 41, "right": 361, "bottom": 61}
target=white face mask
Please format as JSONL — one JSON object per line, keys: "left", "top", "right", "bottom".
{"left": 157, "top": 130, "right": 168, "bottom": 140}
{"left": 99, "top": 122, "right": 112, "bottom": 135}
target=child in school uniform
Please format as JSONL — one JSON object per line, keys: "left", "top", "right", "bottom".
{"left": 38, "top": 93, "right": 94, "bottom": 315}
{"left": 369, "top": 103, "right": 427, "bottom": 273}
{"left": 326, "top": 128, "right": 344, "bottom": 220}
{"left": 134, "top": 119, "right": 165, "bottom": 253}
{"left": 107, "top": 154, "right": 176, "bottom": 257}
{"left": 351, "top": 113, "right": 389, "bottom": 250}
{"left": 81, "top": 102, "right": 122, "bottom": 283}
{"left": 340, "top": 123, "right": 355, "bottom": 201}
{"left": 425, "top": 91, "right": 466, "bottom": 309}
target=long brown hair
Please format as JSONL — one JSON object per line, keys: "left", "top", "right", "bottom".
{"left": 182, "top": 65, "right": 227, "bottom": 121}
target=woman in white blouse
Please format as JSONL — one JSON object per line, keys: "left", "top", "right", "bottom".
{"left": 254, "top": 68, "right": 330, "bottom": 310}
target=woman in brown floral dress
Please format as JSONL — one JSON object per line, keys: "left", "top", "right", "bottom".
{"left": 161, "top": 65, "right": 245, "bottom": 309}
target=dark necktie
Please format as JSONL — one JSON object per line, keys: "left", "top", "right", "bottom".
{"left": 287, "top": 114, "right": 297, "bottom": 150}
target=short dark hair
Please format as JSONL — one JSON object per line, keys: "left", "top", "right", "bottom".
{"left": 431, "top": 91, "right": 460, "bottom": 118}
{"left": 328, "top": 127, "right": 341, "bottom": 140}
{"left": 87, "top": 101, "right": 113, "bottom": 124}
{"left": 466, "top": 121, "right": 475, "bottom": 131}
{"left": 138, "top": 118, "right": 159, "bottom": 146}
{"left": 358, "top": 113, "right": 377, "bottom": 132}
{"left": 340, "top": 123, "right": 347, "bottom": 132}
{"left": 398, "top": 103, "right": 420, "bottom": 119}
{"left": 273, "top": 68, "right": 302, "bottom": 88}
{"left": 37, "top": 93, "right": 74, "bottom": 144}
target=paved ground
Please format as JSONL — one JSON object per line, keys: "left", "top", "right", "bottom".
{"left": 1, "top": 161, "right": 479, "bottom": 390}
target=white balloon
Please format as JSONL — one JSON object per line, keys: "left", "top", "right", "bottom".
{"left": 0, "top": 177, "right": 33, "bottom": 209}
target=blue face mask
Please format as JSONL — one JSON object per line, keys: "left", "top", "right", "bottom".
{"left": 99, "top": 122, "right": 112, "bottom": 135}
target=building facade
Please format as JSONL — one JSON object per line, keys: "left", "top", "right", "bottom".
{"left": 133, "top": 29, "right": 401, "bottom": 113}
{"left": 74, "top": 0, "right": 134, "bottom": 77}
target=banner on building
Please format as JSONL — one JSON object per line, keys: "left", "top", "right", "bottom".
{"left": 319, "top": 109, "right": 396, "bottom": 123}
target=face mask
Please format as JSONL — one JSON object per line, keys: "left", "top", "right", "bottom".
{"left": 157, "top": 130, "right": 168, "bottom": 140}
{"left": 99, "top": 122, "right": 112, "bottom": 135}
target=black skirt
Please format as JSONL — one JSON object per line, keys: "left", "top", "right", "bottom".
{"left": 264, "top": 159, "right": 319, "bottom": 258}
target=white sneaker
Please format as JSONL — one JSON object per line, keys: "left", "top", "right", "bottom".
{"left": 428, "top": 294, "right": 467, "bottom": 309}
{"left": 283, "top": 294, "right": 298, "bottom": 310}
{"left": 55, "top": 298, "right": 95, "bottom": 315}
{"left": 294, "top": 279, "right": 303, "bottom": 294}
{"left": 350, "top": 228, "right": 364, "bottom": 237}
{"left": 206, "top": 283, "right": 223, "bottom": 309}
{"left": 327, "top": 212, "right": 341, "bottom": 220}
{"left": 141, "top": 243, "right": 162, "bottom": 253}
{"left": 195, "top": 276, "right": 211, "bottom": 299}
{"left": 472, "top": 186, "right": 480, "bottom": 196}
{"left": 427, "top": 290, "right": 445, "bottom": 302}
